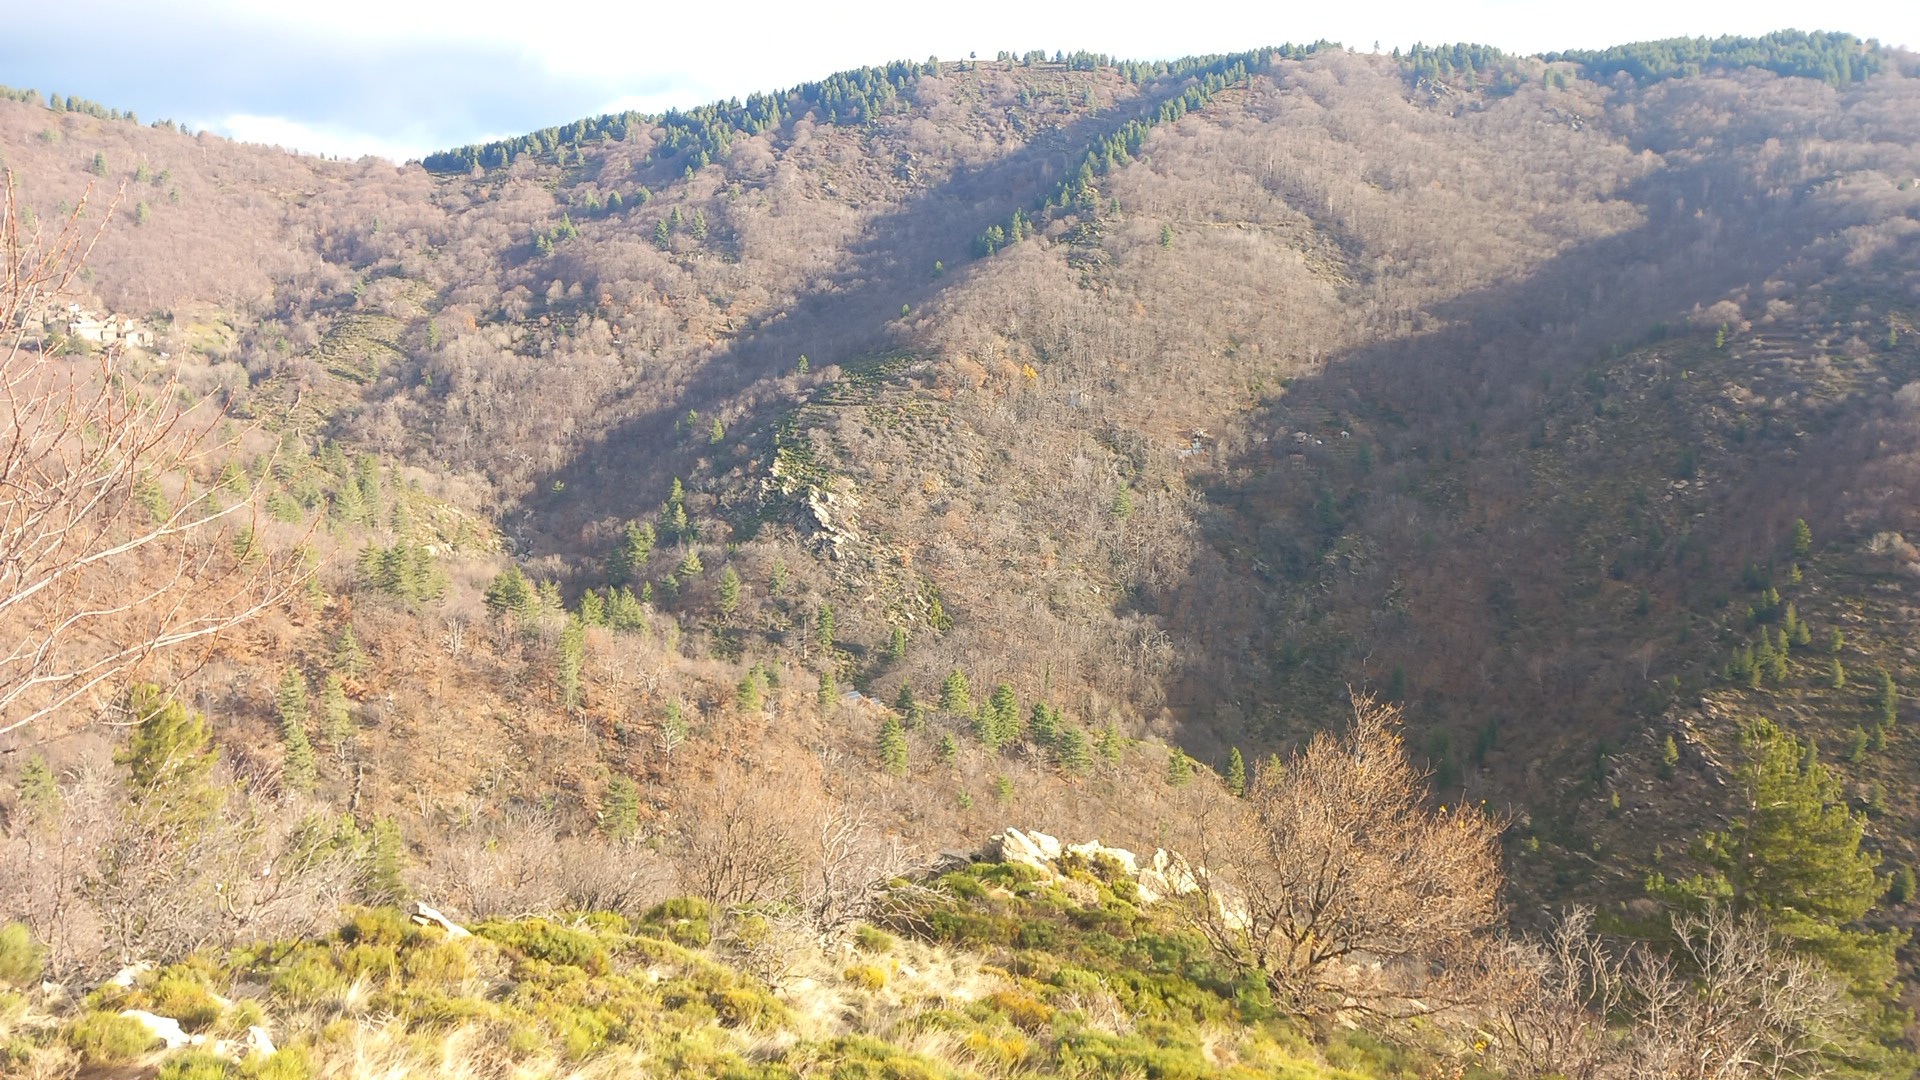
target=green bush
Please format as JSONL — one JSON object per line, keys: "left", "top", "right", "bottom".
{"left": 157, "top": 1048, "right": 235, "bottom": 1080}
{"left": 150, "top": 971, "right": 225, "bottom": 1031}
{"left": 713, "top": 986, "right": 777, "bottom": 1028}
{"left": 988, "top": 989, "right": 1053, "bottom": 1032}
{"left": 480, "top": 919, "right": 609, "bottom": 975}
{"left": 853, "top": 925, "right": 895, "bottom": 953}
{"left": 68, "top": 1010, "right": 161, "bottom": 1064}
{"left": 241, "top": 1043, "right": 313, "bottom": 1080}
{"left": 341, "top": 907, "right": 414, "bottom": 947}
{"left": 339, "top": 942, "right": 399, "bottom": 981}
{"left": 268, "top": 947, "right": 347, "bottom": 1003}
{"left": 843, "top": 963, "right": 888, "bottom": 991}
{"left": 0, "top": 923, "right": 43, "bottom": 987}
{"left": 402, "top": 940, "right": 475, "bottom": 985}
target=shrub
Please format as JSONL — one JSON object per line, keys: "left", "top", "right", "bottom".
{"left": 340, "top": 907, "right": 413, "bottom": 947}
{"left": 339, "top": 943, "right": 400, "bottom": 981}
{"left": 481, "top": 919, "right": 610, "bottom": 975}
{"left": 0, "top": 924, "right": 43, "bottom": 987}
{"left": 268, "top": 948, "right": 348, "bottom": 1003}
{"left": 157, "top": 1049, "right": 234, "bottom": 1080}
{"left": 988, "top": 989, "right": 1054, "bottom": 1032}
{"left": 68, "top": 1010, "right": 161, "bottom": 1064}
{"left": 843, "top": 963, "right": 889, "bottom": 991}
{"left": 149, "top": 971, "right": 225, "bottom": 1030}
{"left": 853, "top": 925, "right": 895, "bottom": 954}
{"left": 714, "top": 985, "right": 778, "bottom": 1028}
{"left": 402, "top": 941, "right": 476, "bottom": 985}
{"left": 241, "top": 1043, "right": 313, "bottom": 1080}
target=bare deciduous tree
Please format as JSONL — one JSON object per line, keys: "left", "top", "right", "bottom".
{"left": 1185, "top": 692, "right": 1503, "bottom": 1016}
{"left": 673, "top": 759, "right": 810, "bottom": 909}
{"left": 1486, "top": 906, "right": 1627, "bottom": 1080}
{"left": 796, "top": 799, "right": 917, "bottom": 938}
{"left": 1, "top": 174, "right": 300, "bottom": 737}
{"left": 1626, "top": 907, "right": 1850, "bottom": 1080}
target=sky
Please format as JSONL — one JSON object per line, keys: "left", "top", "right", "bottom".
{"left": 3, "top": 1, "right": 1915, "bottom": 162}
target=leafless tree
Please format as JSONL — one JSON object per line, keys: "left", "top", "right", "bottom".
{"left": 795, "top": 799, "right": 918, "bottom": 938}
{"left": 1184, "top": 692, "right": 1504, "bottom": 1016}
{"left": 1486, "top": 906, "right": 1628, "bottom": 1080}
{"left": 671, "top": 758, "right": 809, "bottom": 908}
{"left": 1624, "top": 907, "right": 1850, "bottom": 1080}
{"left": 1, "top": 173, "right": 300, "bottom": 737}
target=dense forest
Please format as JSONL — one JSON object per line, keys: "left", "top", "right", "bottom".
{"left": 4, "top": 28, "right": 1920, "bottom": 1079}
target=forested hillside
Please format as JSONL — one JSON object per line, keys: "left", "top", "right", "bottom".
{"left": 5, "top": 29, "right": 1920, "bottom": 1078}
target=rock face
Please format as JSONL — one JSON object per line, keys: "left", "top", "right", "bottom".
{"left": 979, "top": 828, "right": 1200, "bottom": 904}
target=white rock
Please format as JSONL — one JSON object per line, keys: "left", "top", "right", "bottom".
{"left": 244, "top": 1025, "right": 276, "bottom": 1057}
{"left": 105, "top": 962, "right": 151, "bottom": 989}
{"left": 409, "top": 901, "right": 472, "bottom": 938}
{"left": 121, "top": 1010, "right": 194, "bottom": 1050}
{"left": 1066, "top": 841, "right": 1140, "bottom": 877}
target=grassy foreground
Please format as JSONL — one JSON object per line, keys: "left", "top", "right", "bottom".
{"left": 0, "top": 859, "right": 1471, "bottom": 1080}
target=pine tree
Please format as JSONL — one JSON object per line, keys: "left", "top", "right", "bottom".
{"left": 1095, "top": 723, "right": 1123, "bottom": 766}
{"left": 993, "top": 775, "right": 1015, "bottom": 805}
{"left": 660, "top": 699, "right": 689, "bottom": 751}
{"left": 1225, "top": 747, "right": 1247, "bottom": 797}
{"left": 484, "top": 564, "right": 535, "bottom": 617}
{"left": 718, "top": 566, "right": 741, "bottom": 616}
{"left": 885, "top": 625, "right": 908, "bottom": 663}
{"left": 1165, "top": 748, "right": 1194, "bottom": 786}
{"left": 940, "top": 669, "right": 972, "bottom": 713}
{"left": 363, "top": 817, "right": 408, "bottom": 905}
{"left": 1831, "top": 659, "right": 1847, "bottom": 690}
{"left": 320, "top": 674, "right": 353, "bottom": 751}
{"left": 938, "top": 732, "right": 959, "bottom": 765}
{"left": 988, "top": 684, "right": 1020, "bottom": 745}
{"left": 1651, "top": 718, "right": 1907, "bottom": 1067}
{"left": 708, "top": 415, "right": 725, "bottom": 444}
{"left": 818, "top": 670, "right": 837, "bottom": 710}
{"left": 118, "top": 686, "right": 220, "bottom": 826}
{"left": 893, "top": 681, "right": 917, "bottom": 720}
{"left": 580, "top": 588, "right": 606, "bottom": 626}
{"left": 736, "top": 666, "right": 764, "bottom": 711}
{"left": 602, "top": 776, "right": 640, "bottom": 841}
{"left": 1793, "top": 517, "right": 1813, "bottom": 557}
{"left": 1053, "top": 725, "right": 1090, "bottom": 777}
{"left": 1890, "top": 865, "right": 1917, "bottom": 907}
{"left": 677, "top": 547, "right": 704, "bottom": 577}
{"left": 1028, "top": 702, "right": 1058, "bottom": 748}
{"left": 607, "top": 521, "right": 656, "bottom": 586}
{"left": 1878, "top": 671, "right": 1898, "bottom": 727}
{"left": 1831, "top": 627, "right": 1846, "bottom": 654}
{"left": 879, "top": 716, "right": 909, "bottom": 777}
{"left": 557, "top": 619, "right": 586, "bottom": 711}
{"left": 1660, "top": 734, "right": 1681, "bottom": 779}
{"left": 14, "top": 755, "right": 58, "bottom": 826}
{"left": 660, "top": 479, "right": 690, "bottom": 542}
{"left": 333, "top": 624, "right": 369, "bottom": 679}
{"left": 816, "top": 604, "right": 835, "bottom": 650}
{"left": 278, "top": 669, "right": 317, "bottom": 794}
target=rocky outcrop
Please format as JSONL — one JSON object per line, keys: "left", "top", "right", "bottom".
{"left": 980, "top": 828, "right": 1201, "bottom": 904}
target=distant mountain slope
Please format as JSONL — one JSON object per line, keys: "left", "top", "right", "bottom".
{"left": 2, "top": 31, "right": 1919, "bottom": 945}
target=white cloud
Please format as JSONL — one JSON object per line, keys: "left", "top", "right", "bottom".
{"left": 203, "top": 113, "right": 456, "bottom": 163}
